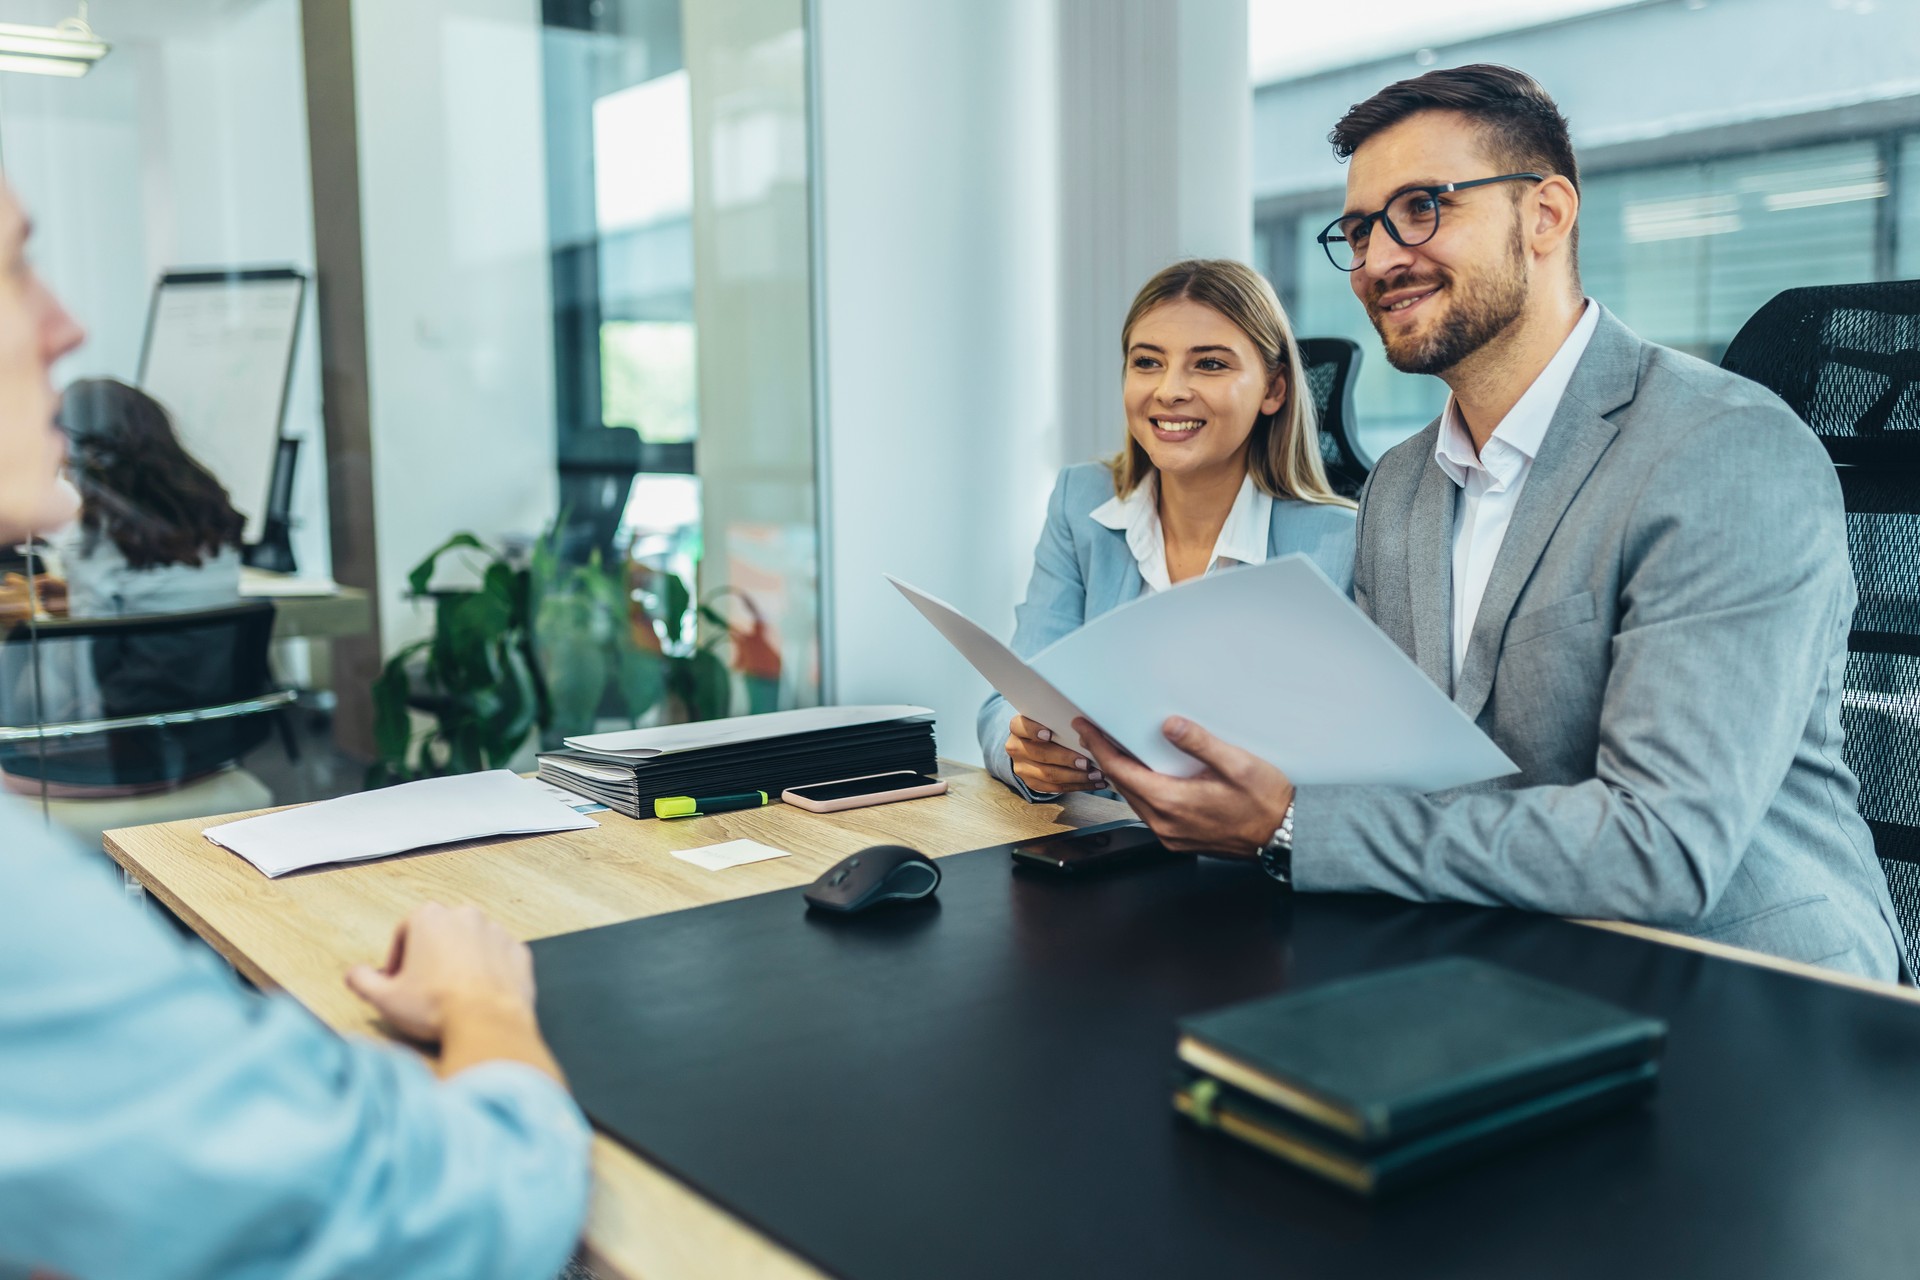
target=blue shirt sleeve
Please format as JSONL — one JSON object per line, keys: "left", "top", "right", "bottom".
{"left": 979, "top": 468, "right": 1091, "bottom": 799}
{"left": 0, "top": 801, "right": 591, "bottom": 1280}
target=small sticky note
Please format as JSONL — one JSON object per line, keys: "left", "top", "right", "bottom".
{"left": 672, "top": 839, "right": 793, "bottom": 872}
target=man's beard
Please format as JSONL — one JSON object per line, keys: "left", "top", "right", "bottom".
{"left": 1368, "top": 217, "right": 1529, "bottom": 376}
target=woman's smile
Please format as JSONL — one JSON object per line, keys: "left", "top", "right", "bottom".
{"left": 1151, "top": 415, "right": 1207, "bottom": 441}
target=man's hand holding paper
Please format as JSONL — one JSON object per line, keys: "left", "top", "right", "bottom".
{"left": 1076, "top": 716, "right": 1291, "bottom": 859}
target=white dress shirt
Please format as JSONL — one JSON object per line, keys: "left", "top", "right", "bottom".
{"left": 1089, "top": 470, "right": 1273, "bottom": 595}
{"left": 1433, "top": 300, "right": 1600, "bottom": 684}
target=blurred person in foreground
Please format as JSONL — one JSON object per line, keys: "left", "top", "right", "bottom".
{"left": 0, "top": 179, "right": 592, "bottom": 1279}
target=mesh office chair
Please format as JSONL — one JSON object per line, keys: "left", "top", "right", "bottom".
{"left": 1721, "top": 281, "right": 1920, "bottom": 966}
{"left": 1298, "top": 337, "right": 1373, "bottom": 498}
{"left": 0, "top": 600, "right": 294, "bottom": 848}
{"left": 556, "top": 428, "right": 642, "bottom": 568}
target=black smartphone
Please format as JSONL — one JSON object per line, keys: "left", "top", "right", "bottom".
{"left": 1009, "top": 821, "right": 1174, "bottom": 874}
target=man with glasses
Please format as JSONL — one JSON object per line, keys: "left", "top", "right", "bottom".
{"left": 1078, "top": 64, "right": 1906, "bottom": 980}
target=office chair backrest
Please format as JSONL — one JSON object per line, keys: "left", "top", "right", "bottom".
{"left": 1298, "top": 337, "right": 1372, "bottom": 499}
{"left": 1721, "top": 280, "right": 1920, "bottom": 465}
{"left": 556, "top": 428, "right": 643, "bottom": 568}
{"left": 0, "top": 600, "right": 281, "bottom": 787}
{"left": 1722, "top": 281, "right": 1920, "bottom": 967}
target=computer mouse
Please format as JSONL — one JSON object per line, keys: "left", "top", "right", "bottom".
{"left": 803, "top": 844, "right": 942, "bottom": 913}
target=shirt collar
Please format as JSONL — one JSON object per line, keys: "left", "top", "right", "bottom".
{"left": 1211, "top": 472, "right": 1273, "bottom": 568}
{"left": 1090, "top": 471, "right": 1273, "bottom": 572}
{"left": 1434, "top": 298, "right": 1600, "bottom": 489}
{"left": 1090, "top": 471, "right": 1162, "bottom": 573}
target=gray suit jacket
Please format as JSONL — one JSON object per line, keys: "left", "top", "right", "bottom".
{"left": 1293, "top": 307, "right": 1906, "bottom": 981}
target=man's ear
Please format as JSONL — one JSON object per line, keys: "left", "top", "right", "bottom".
{"left": 1529, "top": 174, "right": 1579, "bottom": 259}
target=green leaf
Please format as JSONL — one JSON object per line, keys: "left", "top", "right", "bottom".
{"left": 662, "top": 573, "right": 691, "bottom": 646}
{"left": 682, "top": 648, "right": 732, "bottom": 721}
{"left": 408, "top": 532, "right": 488, "bottom": 598}
{"left": 371, "top": 642, "right": 428, "bottom": 766}
{"left": 450, "top": 722, "right": 484, "bottom": 774}
{"left": 486, "top": 643, "right": 540, "bottom": 759}
{"left": 614, "top": 645, "right": 666, "bottom": 723}
{"left": 589, "top": 564, "right": 629, "bottom": 620}
{"left": 742, "top": 673, "right": 781, "bottom": 716}
{"left": 442, "top": 589, "right": 513, "bottom": 687}
{"left": 539, "top": 628, "right": 611, "bottom": 740}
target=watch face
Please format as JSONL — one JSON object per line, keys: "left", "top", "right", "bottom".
{"left": 1259, "top": 832, "right": 1293, "bottom": 885}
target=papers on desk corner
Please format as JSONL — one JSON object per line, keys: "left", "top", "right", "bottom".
{"left": 889, "top": 555, "right": 1518, "bottom": 793}
{"left": 204, "top": 769, "right": 597, "bottom": 878}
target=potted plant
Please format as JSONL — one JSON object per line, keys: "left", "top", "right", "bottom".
{"left": 368, "top": 529, "right": 734, "bottom": 786}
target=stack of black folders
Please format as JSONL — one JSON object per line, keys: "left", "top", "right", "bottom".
{"left": 535, "top": 703, "right": 937, "bottom": 819}
{"left": 1173, "top": 957, "right": 1666, "bottom": 1196}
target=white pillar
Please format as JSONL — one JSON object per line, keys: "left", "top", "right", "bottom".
{"left": 813, "top": 0, "right": 1251, "bottom": 762}
{"left": 1055, "top": 0, "right": 1252, "bottom": 466}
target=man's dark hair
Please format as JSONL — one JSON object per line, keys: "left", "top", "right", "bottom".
{"left": 1330, "top": 63, "right": 1579, "bottom": 199}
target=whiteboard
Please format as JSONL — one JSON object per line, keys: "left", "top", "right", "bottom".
{"left": 138, "top": 268, "right": 306, "bottom": 544}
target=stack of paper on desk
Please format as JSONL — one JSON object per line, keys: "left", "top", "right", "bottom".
{"left": 203, "top": 769, "right": 596, "bottom": 878}
{"left": 536, "top": 704, "right": 938, "bottom": 818}
{"left": 890, "top": 554, "right": 1516, "bottom": 793}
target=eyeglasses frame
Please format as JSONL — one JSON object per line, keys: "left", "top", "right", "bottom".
{"left": 1316, "top": 172, "right": 1546, "bottom": 272}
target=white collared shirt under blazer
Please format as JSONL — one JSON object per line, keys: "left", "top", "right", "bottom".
{"left": 1087, "top": 470, "right": 1275, "bottom": 595}
{"left": 1434, "top": 299, "right": 1600, "bottom": 684}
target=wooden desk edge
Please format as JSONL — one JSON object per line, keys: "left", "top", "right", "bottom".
{"left": 1577, "top": 917, "right": 1920, "bottom": 1005}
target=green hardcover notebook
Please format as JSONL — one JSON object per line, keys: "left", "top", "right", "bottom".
{"left": 1176, "top": 958, "right": 1666, "bottom": 1147}
{"left": 1174, "top": 1059, "right": 1659, "bottom": 1196}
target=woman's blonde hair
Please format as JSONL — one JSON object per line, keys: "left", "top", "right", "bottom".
{"left": 1109, "top": 259, "right": 1354, "bottom": 509}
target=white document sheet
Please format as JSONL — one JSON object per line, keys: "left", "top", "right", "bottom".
{"left": 566, "top": 704, "right": 934, "bottom": 758}
{"left": 889, "top": 556, "right": 1517, "bottom": 792}
{"left": 204, "top": 769, "right": 597, "bottom": 878}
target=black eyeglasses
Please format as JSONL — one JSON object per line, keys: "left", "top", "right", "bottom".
{"left": 1316, "top": 173, "right": 1544, "bottom": 271}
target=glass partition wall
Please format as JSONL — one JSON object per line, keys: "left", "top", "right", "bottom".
{"left": 0, "top": 0, "right": 821, "bottom": 844}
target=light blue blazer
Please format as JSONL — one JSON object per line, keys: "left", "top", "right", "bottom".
{"left": 978, "top": 461, "right": 1357, "bottom": 798}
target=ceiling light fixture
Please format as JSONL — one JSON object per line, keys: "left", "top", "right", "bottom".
{"left": 0, "top": 3, "right": 109, "bottom": 79}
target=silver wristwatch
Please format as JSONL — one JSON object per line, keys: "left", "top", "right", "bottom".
{"left": 1257, "top": 799, "right": 1295, "bottom": 885}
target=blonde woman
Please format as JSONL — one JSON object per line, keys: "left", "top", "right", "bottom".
{"left": 980, "top": 259, "right": 1357, "bottom": 800}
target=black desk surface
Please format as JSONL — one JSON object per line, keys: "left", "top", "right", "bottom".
{"left": 533, "top": 841, "right": 1920, "bottom": 1280}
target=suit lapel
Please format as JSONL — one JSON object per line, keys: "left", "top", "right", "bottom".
{"left": 1453, "top": 309, "right": 1640, "bottom": 721}
{"left": 1406, "top": 455, "right": 1457, "bottom": 693}
{"left": 1090, "top": 523, "right": 1145, "bottom": 616}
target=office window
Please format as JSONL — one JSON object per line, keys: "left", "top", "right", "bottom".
{"left": 542, "top": 0, "right": 821, "bottom": 725}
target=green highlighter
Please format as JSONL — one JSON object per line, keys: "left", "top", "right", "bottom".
{"left": 654, "top": 791, "right": 769, "bottom": 820}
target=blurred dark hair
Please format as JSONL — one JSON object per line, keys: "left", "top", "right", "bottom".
{"left": 57, "top": 378, "right": 246, "bottom": 570}
{"left": 1330, "top": 64, "right": 1580, "bottom": 253}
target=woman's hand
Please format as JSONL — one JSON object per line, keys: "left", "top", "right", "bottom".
{"left": 1005, "top": 715, "right": 1106, "bottom": 794}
